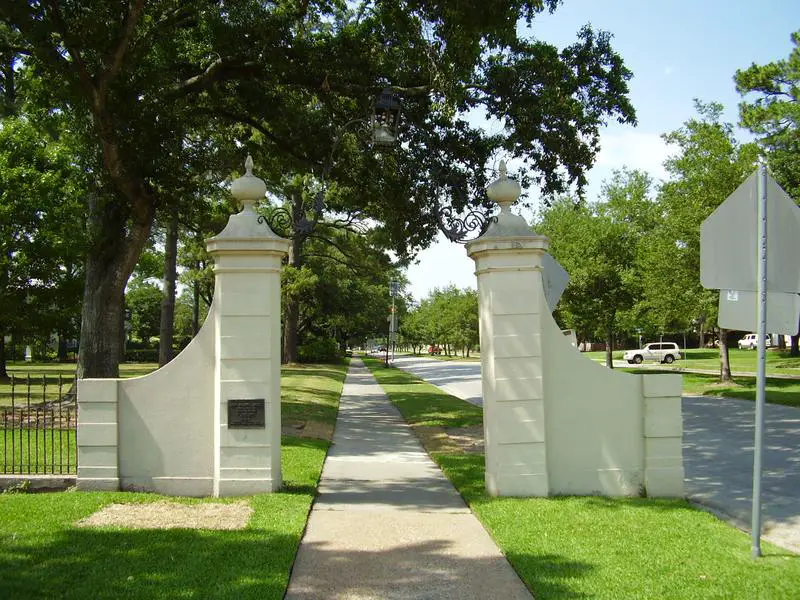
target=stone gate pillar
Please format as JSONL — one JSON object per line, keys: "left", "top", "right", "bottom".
{"left": 206, "top": 157, "right": 290, "bottom": 496}
{"left": 466, "top": 163, "right": 550, "bottom": 496}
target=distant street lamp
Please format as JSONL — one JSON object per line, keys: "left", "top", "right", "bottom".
{"left": 388, "top": 280, "right": 400, "bottom": 365}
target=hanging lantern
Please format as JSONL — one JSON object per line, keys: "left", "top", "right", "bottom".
{"left": 372, "top": 88, "right": 401, "bottom": 148}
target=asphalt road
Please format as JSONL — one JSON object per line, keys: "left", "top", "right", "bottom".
{"left": 392, "top": 355, "right": 800, "bottom": 553}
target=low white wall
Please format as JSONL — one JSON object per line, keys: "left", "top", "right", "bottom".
{"left": 117, "top": 301, "right": 217, "bottom": 496}
{"left": 77, "top": 378, "right": 119, "bottom": 491}
{"left": 78, "top": 302, "right": 217, "bottom": 496}
{"left": 532, "top": 273, "right": 684, "bottom": 498}
{"left": 543, "top": 302, "right": 644, "bottom": 495}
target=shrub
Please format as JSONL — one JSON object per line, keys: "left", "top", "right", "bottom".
{"left": 298, "top": 336, "right": 340, "bottom": 363}
{"left": 124, "top": 348, "right": 159, "bottom": 362}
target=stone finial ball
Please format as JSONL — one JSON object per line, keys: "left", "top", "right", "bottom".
{"left": 230, "top": 155, "right": 267, "bottom": 202}
{"left": 486, "top": 160, "right": 521, "bottom": 208}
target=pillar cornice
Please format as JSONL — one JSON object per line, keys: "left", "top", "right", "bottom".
{"left": 466, "top": 234, "right": 549, "bottom": 260}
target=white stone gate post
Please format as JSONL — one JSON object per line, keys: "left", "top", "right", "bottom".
{"left": 206, "top": 157, "right": 290, "bottom": 496}
{"left": 466, "top": 163, "right": 683, "bottom": 499}
{"left": 466, "top": 164, "right": 551, "bottom": 496}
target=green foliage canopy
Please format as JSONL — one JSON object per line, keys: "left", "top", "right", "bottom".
{"left": 735, "top": 30, "right": 800, "bottom": 199}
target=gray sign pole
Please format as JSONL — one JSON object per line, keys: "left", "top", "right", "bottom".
{"left": 751, "top": 161, "right": 768, "bottom": 558}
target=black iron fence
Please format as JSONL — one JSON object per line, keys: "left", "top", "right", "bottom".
{"left": 1, "top": 374, "right": 77, "bottom": 475}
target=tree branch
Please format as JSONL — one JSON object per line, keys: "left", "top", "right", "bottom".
{"left": 204, "top": 108, "right": 315, "bottom": 166}
{"left": 304, "top": 252, "right": 360, "bottom": 273}
{"left": 318, "top": 217, "right": 367, "bottom": 235}
{"left": 308, "top": 233, "right": 356, "bottom": 263}
{"left": 0, "top": 45, "right": 32, "bottom": 56}
{"left": 97, "top": 0, "right": 146, "bottom": 98}
{"left": 44, "top": 0, "right": 98, "bottom": 105}
{"left": 170, "top": 57, "right": 262, "bottom": 96}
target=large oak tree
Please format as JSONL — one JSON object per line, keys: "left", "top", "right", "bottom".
{"left": 3, "top": 1, "right": 635, "bottom": 377}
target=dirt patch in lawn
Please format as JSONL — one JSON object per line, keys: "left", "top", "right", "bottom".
{"left": 445, "top": 426, "right": 484, "bottom": 454}
{"left": 413, "top": 425, "right": 484, "bottom": 454}
{"left": 282, "top": 419, "right": 334, "bottom": 441}
{"left": 76, "top": 501, "right": 252, "bottom": 530}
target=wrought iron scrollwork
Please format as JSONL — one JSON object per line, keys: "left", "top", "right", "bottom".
{"left": 259, "top": 120, "right": 374, "bottom": 238}
{"left": 430, "top": 166, "right": 497, "bottom": 243}
{"left": 436, "top": 203, "right": 497, "bottom": 243}
{"left": 258, "top": 210, "right": 292, "bottom": 238}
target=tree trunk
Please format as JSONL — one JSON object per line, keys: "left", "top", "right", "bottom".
{"left": 283, "top": 287, "right": 300, "bottom": 364}
{"left": 282, "top": 197, "right": 306, "bottom": 364}
{"left": 718, "top": 327, "right": 732, "bottom": 381}
{"left": 791, "top": 314, "right": 800, "bottom": 357}
{"left": 778, "top": 334, "right": 786, "bottom": 350}
{"left": 78, "top": 262, "right": 127, "bottom": 379}
{"left": 0, "top": 331, "right": 7, "bottom": 380}
{"left": 57, "top": 332, "right": 68, "bottom": 362}
{"left": 605, "top": 327, "right": 614, "bottom": 369}
{"left": 159, "top": 209, "right": 178, "bottom": 366}
{"left": 698, "top": 326, "right": 705, "bottom": 349}
{"left": 77, "top": 194, "right": 153, "bottom": 379}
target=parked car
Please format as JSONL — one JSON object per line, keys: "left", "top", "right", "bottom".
{"left": 623, "top": 342, "right": 682, "bottom": 365}
{"left": 428, "top": 344, "right": 442, "bottom": 355}
{"left": 737, "top": 333, "right": 771, "bottom": 350}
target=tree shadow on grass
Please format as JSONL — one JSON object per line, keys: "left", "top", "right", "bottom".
{"left": 0, "top": 527, "right": 299, "bottom": 600}
{"left": 503, "top": 552, "right": 595, "bottom": 599}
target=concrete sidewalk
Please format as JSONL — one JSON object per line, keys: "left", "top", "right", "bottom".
{"left": 285, "top": 358, "right": 531, "bottom": 600}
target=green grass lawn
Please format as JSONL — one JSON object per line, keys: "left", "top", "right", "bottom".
{"left": 364, "top": 359, "right": 800, "bottom": 599}
{"left": 367, "top": 361, "right": 482, "bottom": 428}
{"left": 584, "top": 347, "right": 800, "bottom": 376}
{"left": 281, "top": 362, "right": 348, "bottom": 427}
{"left": 1, "top": 362, "right": 160, "bottom": 407}
{"left": 0, "top": 362, "right": 348, "bottom": 599}
{"left": 619, "top": 369, "right": 800, "bottom": 408}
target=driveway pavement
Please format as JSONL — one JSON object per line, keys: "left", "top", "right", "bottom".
{"left": 392, "top": 355, "right": 800, "bottom": 553}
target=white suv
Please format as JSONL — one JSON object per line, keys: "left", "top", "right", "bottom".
{"left": 738, "top": 334, "right": 771, "bottom": 350}
{"left": 623, "top": 342, "right": 682, "bottom": 365}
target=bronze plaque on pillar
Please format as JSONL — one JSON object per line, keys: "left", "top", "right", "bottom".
{"left": 228, "top": 399, "right": 266, "bottom": 429}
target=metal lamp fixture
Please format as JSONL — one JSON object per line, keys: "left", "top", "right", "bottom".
{"left": 261, "top": 87, "right": 403, "bottom": 237}
{"left": 372, "top": 88, "right": 402, "bottom": 148}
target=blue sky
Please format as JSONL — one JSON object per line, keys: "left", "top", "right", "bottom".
{"left": 405, "top": 0, "right": 798, "bottom": 301}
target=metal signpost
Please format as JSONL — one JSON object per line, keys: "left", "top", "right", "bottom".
{"left": 752, "top": 164, "right": 768, "bottom": 559}
{"left": 389, "top": 281, "right": 400, "bottom": 365}
{"left": 700, "top": 163, "right": 800, "bottom": 558}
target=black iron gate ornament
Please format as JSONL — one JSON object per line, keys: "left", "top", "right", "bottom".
{"left": 434, "top": 162, "right": 528, "bottom": 243}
